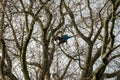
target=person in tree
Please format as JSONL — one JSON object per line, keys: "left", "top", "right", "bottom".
{"left": 55, "top": 34, "right": 74, "bottom": 45}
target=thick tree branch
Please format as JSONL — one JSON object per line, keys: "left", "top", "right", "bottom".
{"left": 59, "top": 59, "right": 72, "bottom": 80}
{"left": 104, "top": 70, "right": 120, "bottom": 78}
{"left": 63, "top": 0, "right": 91, "bottom": 44}
{"left": 87, "top": 0, "right": 94, "bottom": 38}
{"left": 5, "top": 12, "right": 21, "bottom": 51}
{"left": 20, "top": 5, "right": 42, "bottom": 80}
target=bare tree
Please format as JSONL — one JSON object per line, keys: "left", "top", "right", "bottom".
{"left": 63, "top": 0, "right": 120, "bottom": 80}
{"left": 0, "top": 0, "right": 120, "bottom": 80}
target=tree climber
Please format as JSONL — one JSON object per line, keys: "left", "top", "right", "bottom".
{"left": 55, "top": 34, "right": 74, "bottom": 46}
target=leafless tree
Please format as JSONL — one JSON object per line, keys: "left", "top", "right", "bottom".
{"left": 0, "top": 0, "right": 120, "bottom": 80}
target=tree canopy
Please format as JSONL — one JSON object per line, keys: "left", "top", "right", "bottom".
{"left": 0, "top": 0, "right": 120, "bottom": 80}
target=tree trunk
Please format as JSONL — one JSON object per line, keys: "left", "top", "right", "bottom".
{"left": 92, "top": 64, "right": 106, "bottom": 80}
{"left": 80, "top": 44, "right": 93, "bottom": 79}
{"left": 45, "top": 71, "right": 50, "bottom": 80}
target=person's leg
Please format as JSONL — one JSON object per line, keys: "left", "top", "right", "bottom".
{"left": 58, "top": 39, "right": 66, "bottom": 45}
{"left": 55, "top": 36, "right": 61, "bottom": 41}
